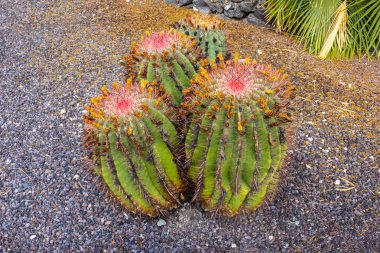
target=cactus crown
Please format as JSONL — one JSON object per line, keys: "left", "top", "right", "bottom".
{"left": 210, "top": 60, "right": 258, "bottom": 99}
{"left": 101, "top": 85, "right": 142, "bottom": 118}
{"left": 134, "top": 31, "right": 190, "bottom": 55}
{"left": 131, "top": 30, "right": 197, "bottom": 57}
{"left": 190, "top": 55, "right": 294, "bottom": 115}
{"left": 83, "top": 81, "right": 156, "bottom": 127}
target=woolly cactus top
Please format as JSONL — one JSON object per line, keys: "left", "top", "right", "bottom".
{"left": 136, "top": 32, "right": 181, "bottom": 54}
{"left": 101, "top": 86, "right": 143, "bottom": 118}
{"left": 211, "top": 62, "right": 256, "bottom": 99}
{"left": 193, "top": 55, "right": 293, "bottom": 102}
{"left": 83, "top": 80, "right": 158, "bottom": 128}
{"left": 132, "top": 30, "right": 195, "bottom": 56}
{"left": 186, "top": 54, "right": 295, "bottom": 124}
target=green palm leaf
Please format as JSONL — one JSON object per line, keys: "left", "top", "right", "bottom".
{"left": 265, "top": 0, "right": 380, "bottom": 59}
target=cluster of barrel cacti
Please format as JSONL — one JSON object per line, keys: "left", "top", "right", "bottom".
{"left": 83, "top": 14, "right": 295, "bottom": 217}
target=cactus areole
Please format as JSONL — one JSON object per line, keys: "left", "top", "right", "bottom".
{"left": 125, "top": 30, "right": 201, "bottom": 106}
{"left": 84, "top": 82, "right": 185, "bottom": 217}
{"left": 185, "top": 55, "right": 295, "bottom": 216}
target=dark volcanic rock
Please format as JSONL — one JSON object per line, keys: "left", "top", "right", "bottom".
{"left": 224, "top": 2, "right": 245, "bottom": 19}
{"left": 240, "top": 0, "right": 257, "bottom": 12}
{"left": 204, "top": 0, "right": 224, "bottom": 13}
{"left": 165, "top": 0, "right": 178, "bottom": 4}
{"left": 179, "top": 0, "right": 192, "bottom": 6}
{"left": 195, "top": 5, "right": 211, "bottom": 14}
{"left": 252, "top": 6, "right": 266, "bottom": 21}
{"left": 193, "top": 0, "right": 208, "bottom": 7}
{"left": 247, "top": 13, "right": 266, "bottom": 26}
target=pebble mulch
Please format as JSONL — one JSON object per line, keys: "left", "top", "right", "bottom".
{"left": 1, "top": 0, "right": 379, "bottom": 252}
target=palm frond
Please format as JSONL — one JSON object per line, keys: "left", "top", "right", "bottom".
{"left": 318, "top": 0, "right": 348, "bottom": 59}
{"left": 265, "top": 0, "right": 380, "bottom": 59}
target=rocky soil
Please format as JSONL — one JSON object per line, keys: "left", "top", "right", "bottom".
{"left": 1, "top": 0, "right": 379, "bottom": 252}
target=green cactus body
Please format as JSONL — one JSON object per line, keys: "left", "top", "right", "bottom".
{"left": 185, "top": 57, "right": 295, "bottom": 216}
{"left": 174, "top": 15, "right": 227, "bottom": 62}
{"left": 83, "top": 83, "right": 185, "bottom": 217}
{"left": 126, "top": 31, "right": 201, "bottom": 106}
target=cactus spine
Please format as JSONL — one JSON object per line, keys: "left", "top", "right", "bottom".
{"left": 184, "top": 55, "right": 295, "bottom": 216}
{"left": 125, "top": 31, "right": 201, "bottom": 106}
{"left": 174, "top": 15, "right": 227, "bottom": 62}
{"left": 84, "top": 82, "right": 185, "bottom": 217}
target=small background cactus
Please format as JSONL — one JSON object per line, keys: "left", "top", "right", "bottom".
{"left": 184, "top": 56, "right": 295, "bottom": 216}
{"left": 84, "top": 82, "right": 185, "bottom": 217}
{"left": 173, "top": 15, "right": 227, "bottom": 62}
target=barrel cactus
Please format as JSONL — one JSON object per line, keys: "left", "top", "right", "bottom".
{"left": 174, "top": 15, "right": 227, "bottom": 62}
{"left": 184, "top": 55, "right": 295, "bottom": 216}
{"left": 125, "top": 30, "right": 201, "bottom": 106}
{"left": 83, "top": 82, "right": 185, "bottom": 217}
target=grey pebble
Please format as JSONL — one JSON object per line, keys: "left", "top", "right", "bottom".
{"left": 157, "top": 219, "right": 167, "bottom": 227}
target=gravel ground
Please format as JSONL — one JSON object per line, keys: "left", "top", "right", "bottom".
{"left": 1, "top": 0, "right": 379, "bottom": 252}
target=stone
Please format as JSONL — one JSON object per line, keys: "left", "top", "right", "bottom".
{"left": 247, "top": 13, "right": 266, "bottom": 26}
{"left": 224, "top": 3, "right": 245, "bottom": 19}
{"left": 193, "top": 0, "right": 208, "bottom": 7}
{"left": 157, "top": 219, "right": 167, "bottom": 227}
{"left": 252, "top": 7, "right": 266, "bottom": 21}
{"left": 179, "top": 0, "right": 192, "bottom": 6}
{"left": 194, "top": 4, "right": 211, "bottom": 14}
{"left": 231, "top": 0, "right": 243, "bottom": 2}
{"left": 164, "top": 0, "right": 178, "bottom": 4}
{"left": 204, "top": 0, "right": 224, "bottom": 13}
{"left": 198, "top": 6, "right": 211, "bottom": 14}
{"left": 240, "top": 0, "right": 257, "bottom": 12}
